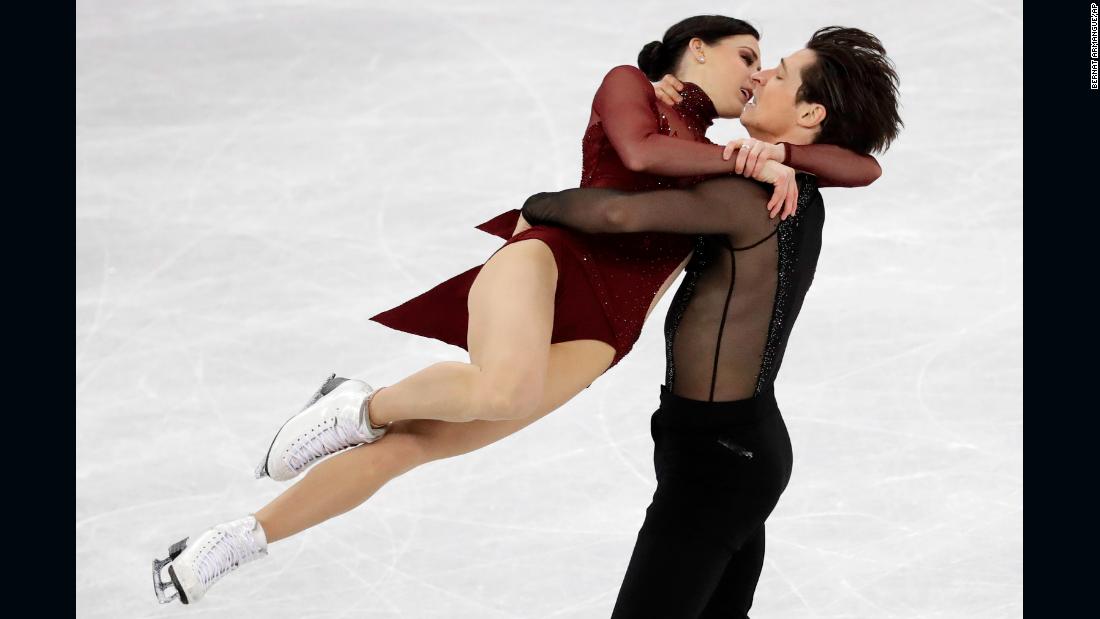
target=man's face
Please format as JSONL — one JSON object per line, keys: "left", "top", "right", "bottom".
{"left": 740, "top": 48, "right": 817, "bottom": 138}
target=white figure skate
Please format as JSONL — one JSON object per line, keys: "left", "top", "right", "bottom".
{"left": 152, "top": 515, "right": 268, "bottom": 605}
{"left": 255, "top": 374, "right": 388, "bottom": 482}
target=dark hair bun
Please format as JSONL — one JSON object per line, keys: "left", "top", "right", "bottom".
{"left": 636, "top": 16, "right": 761, "bottom": 82}
{"left": 637, "top": 41, "right": 666, "bottom": 81}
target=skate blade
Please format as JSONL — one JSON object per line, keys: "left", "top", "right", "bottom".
{"left": 152, "top": 557, "right": 179, "bottom": 603}
{"left": 255, "top": 373, "right": 347, "bottom": 480}
{"left": 151, "top": 538, "right": 188, "bottom": 604}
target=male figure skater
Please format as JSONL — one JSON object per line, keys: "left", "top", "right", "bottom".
{"left": 519, "top": 27, "right": 902, "bottom": 617}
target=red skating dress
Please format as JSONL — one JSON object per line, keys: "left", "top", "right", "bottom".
{"left": 370, "top": 65, "right": 879, "bottom": 368}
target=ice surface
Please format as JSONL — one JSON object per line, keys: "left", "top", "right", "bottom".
{"left": 76, "top": 1, "right": 1022, "bottom": 617}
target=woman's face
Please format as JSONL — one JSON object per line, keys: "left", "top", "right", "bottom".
{"left": 693, "top": 35, "right": 761, "bottom": 118}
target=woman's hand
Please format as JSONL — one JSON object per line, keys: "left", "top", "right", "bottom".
{"left": 511, "top": 213, "right": 532, "bottom": 237}
{"left": 722, "top": 138, "right": 786, "bottom": 178}
{"left": 753, "top": 160, "right": 799, "bottom": 220}
{"left": 652, "top": 74, "right": 685, "bottom": 106}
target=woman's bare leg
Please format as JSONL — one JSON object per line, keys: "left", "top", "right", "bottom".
{"left": 368, "top": 239, "right": 557, "bottom": 425}
{"left": 255, "top": 338, "right": 615, "bottom": 543}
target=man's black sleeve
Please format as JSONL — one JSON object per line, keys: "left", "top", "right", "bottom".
{"left": 520, "top": 175, "right": 778, "bottom": 245}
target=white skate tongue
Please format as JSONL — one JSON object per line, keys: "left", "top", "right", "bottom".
{"left": 362, "top": 386, "right": 388, "bottom": 436}
{"left": 249, "top": 516, "right": 268, "bottom": 548}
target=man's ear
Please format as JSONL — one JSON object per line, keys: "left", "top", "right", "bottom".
{"left": 796, "top": 101, "right": 826, "bottom": 130}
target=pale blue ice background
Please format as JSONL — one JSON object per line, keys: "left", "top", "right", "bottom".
{"left": 76, "top": 1, "right": 1023, "bottom": 617}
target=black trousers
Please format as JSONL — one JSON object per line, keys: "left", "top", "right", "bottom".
{"left": 610, "top": 386, "right": 794, "bottom": 619}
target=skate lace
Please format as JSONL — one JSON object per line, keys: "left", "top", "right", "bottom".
{"left": 196, "top": 526, "right": 263, "bottom": 587}
{"left": 286, "top": 417, "right": 367, "bottom": 473}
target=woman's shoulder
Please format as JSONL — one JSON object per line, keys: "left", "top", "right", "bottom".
{"left": 600, "top": 64, "right": 649, "bottom": 85}
{"left": 596, "top": 65, "right": 654, "bottom": 100}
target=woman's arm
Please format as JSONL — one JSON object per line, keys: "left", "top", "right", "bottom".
{"left": 594, "top": 66, "right": 734, "bottom": 177}
{"left": 647, "top": 73, "right": 882, "bottom": 188}
{"left": 782, "top": 143, "right": 881, "bottom": 188}
{"left": 724, "top": 138, "right": 882, "bottom": 189}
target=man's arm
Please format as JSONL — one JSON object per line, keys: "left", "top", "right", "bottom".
{"left": 520, "top": 175, "right": 779, "bottom": 246}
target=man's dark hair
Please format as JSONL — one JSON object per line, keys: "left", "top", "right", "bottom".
{"left": 798, "top": 26, "right": 902, "bottom": 154}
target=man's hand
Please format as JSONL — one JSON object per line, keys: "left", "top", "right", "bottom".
{"left": 722, "top": 138, "right": 785, "bottom": 178}
{"left": 653, "top": 74, "right": 685, "bottom": 106}
{"left": 512, "top": 213, "right": 532, "bottom": 237}
{"left": 752, "top": 160, "right": 799, "bottom": 220}
{"left": 757, "top": 161, "right": 799, "bottom": 220}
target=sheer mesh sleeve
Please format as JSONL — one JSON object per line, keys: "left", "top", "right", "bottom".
{"left": 594, "top": 66, "right": 735, "bottom": 176}
{"left": 521, "top": 175, "right": 778, "bottom": 248}
{"left": 782, "top": 142, "right": 881, "bottom": 188}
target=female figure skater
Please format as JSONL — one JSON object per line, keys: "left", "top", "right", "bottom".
{"left": 152, "top": 15, "right": 880, "bottom": 606}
